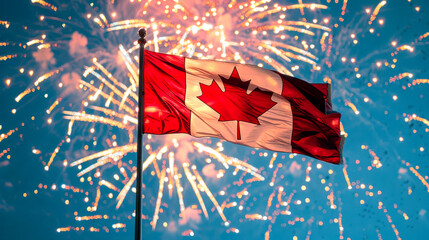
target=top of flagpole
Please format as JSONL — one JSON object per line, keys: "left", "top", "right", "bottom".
{"left": 138, "top": 28, "right": 147, "bottom": 45}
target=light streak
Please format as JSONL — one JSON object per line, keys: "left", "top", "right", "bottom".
{"left": 404, "top": 114, "right": 429, "bottom": 127}
{"left": 152, "top": 168, "right": 166, "bottom": 230}
{"left": 369, "top": 1, "right": 387, "bottom": 25}
{"left": 183, "top": 163, "right": 209, "bottom": 219}
{"left": 192, "top": 166, "right": 228, "bottom": 222}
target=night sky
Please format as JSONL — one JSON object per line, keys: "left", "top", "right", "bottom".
{"left": 1, "top": 0, "right": 428, "bottom": 239}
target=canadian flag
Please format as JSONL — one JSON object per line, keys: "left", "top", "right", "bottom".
{"left": 143, "top": 50, "right": 344, "bottom": 164}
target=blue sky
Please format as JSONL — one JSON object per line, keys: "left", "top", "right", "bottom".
{"left": 1, "top": 0, "right": 428, "bottom": 239}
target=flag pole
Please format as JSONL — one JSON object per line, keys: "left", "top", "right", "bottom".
{"left": 135, "top": 28, "right": 146, "bottom": 240}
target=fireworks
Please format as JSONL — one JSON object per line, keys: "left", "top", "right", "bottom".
{"left": 1, "top": 0, "right": 428, "bottom": 239}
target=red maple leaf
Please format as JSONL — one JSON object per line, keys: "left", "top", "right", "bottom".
{"left": 198, "top": 67, "right": 277, "bottom": 140}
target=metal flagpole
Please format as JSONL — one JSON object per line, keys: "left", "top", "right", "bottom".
{"left": 135, "top": 28, "right": 146, "bottom": 240}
